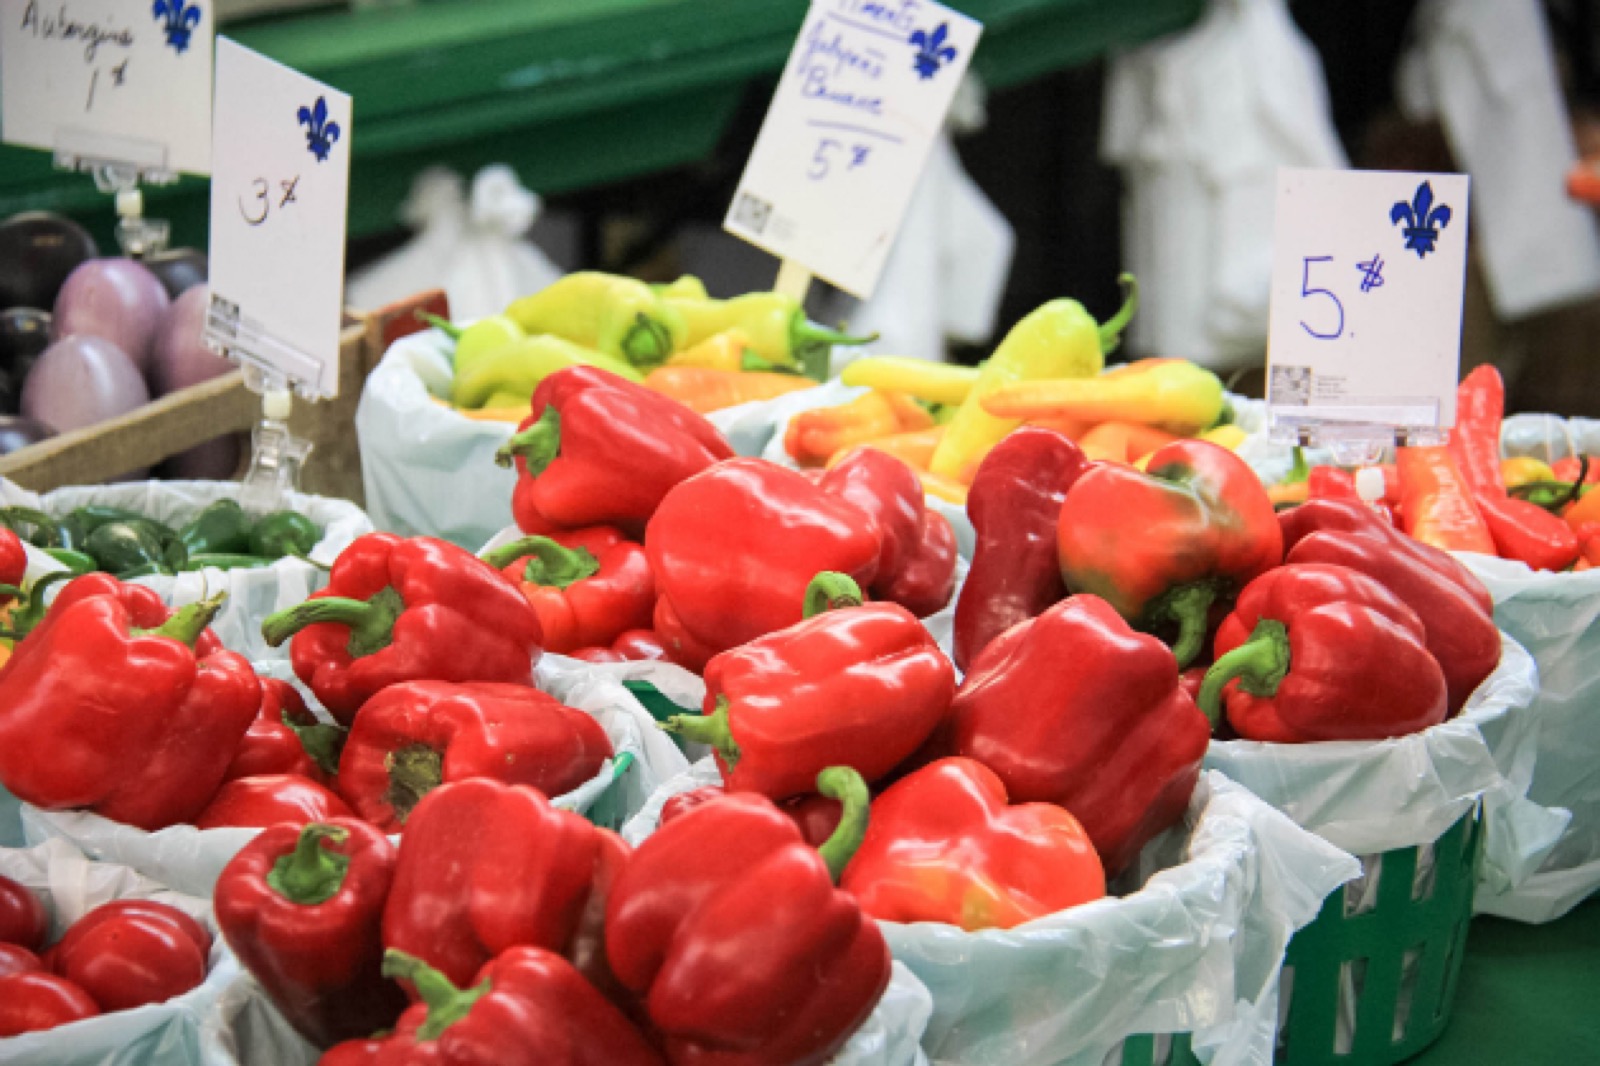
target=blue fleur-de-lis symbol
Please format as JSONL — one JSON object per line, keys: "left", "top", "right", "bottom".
{"left": 151, "top": 0, "right": 201, "bottom": 54}
{"left": 297, "top": 97, "right": 340, "bottom": 163}
{"left": 1390, "top": 181, "right": 1453, "bottom": 259}
{"left": 909, "top": 22, "right": 958, "bottom": 80}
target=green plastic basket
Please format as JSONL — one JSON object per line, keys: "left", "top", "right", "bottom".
{"left": 1276, "top": 807, "right": 1483, "bottom": 1065}
{"left": 1117, "top": 1032, "right": 1200, "bottom": 1066}
{"left": 624, "top": 679, "right": 693, "bottom": 753}
{"left": 579, "top": 751, "right": 636, "bottom": 832}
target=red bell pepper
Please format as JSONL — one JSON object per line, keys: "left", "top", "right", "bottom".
{"left": 1308, "top": 465, "right": 1358, "bottom": 500}
{"left": 52, "top": 900, "right": 208, "bottom": 1012}
{"left": 381, "top": 777, "right": 623, "bottom": 990}
{"left": 954, "top": 426, "right": 1089, "bottom": 671}
{"left": 0, "top": 527, "right": 24, "bottom": 608}
{"left": 841, "top": 756, "right": 1105, "bottom": 930}
{"left": 660, "top": 786, "right": 843, "bottom": 847}
{"left": 873, "top": 509, "right": 959, "bottom": 618}
{"left": 571, "top": 628, "right": 673, "bottom": 664}
{"left": 481, "top": 527, "right": 654, "bottom": 655}
{"left": 946, "top": 594, "right": 1209, "bottom": 875}
{"left": 194, "top": 775, "right": 355, "bottom": 830}
{"left": 222, "top": 679, "right": 345, "bottom": 786}
{"left": 1475, "top": 491, "right": 1581, "bottom": 571}
{"left": 1448, "top": 364, "right": 1507, "bottom": 498}
{"left": 817, "top": 447, "right": 956, "bottom": 614}
{"left": 336, "top": 681, "right": 613, "bottom": 832}
{"left": 606, "top": 766, "right": 889, "bottom": 1066}
{"left": 1395, "top": 446, "right": 1496, "bottom": 554}
{"left": 215, "top": 821, "right": 406, "bottom": 1048}
{"left": 0, "top": 972, "right": 99, "bottom": 1036}
{"left": 261, "top": 533, "right": 544, "bottom": 725}
{"left": 665, "top": 573, "right": 954, "bottom": 800}
{"left": 1197, "top": 564, "right": 1448, "bottom": 742}
{"left": 0, "top": 943, "right": 40, "bottom": 978}
{"left": 319, "top": 947, "right": 663, "bottom": 1066}
{"left": 645, "top": 459, "right": 882, "bottom": 669}
{"left": 0, "top": 587, "right": 260, "bottom": 830}
{"left": 1057, "top": 439, "right": 1282, "bottom": 667}
{"left": 1281, "top": 499, "right": 1500, "bottom": 712}
{"left": 0, "top": 874, "right": 46, "bottom": 951}
{"left": 495, "top": 365, "right": 733, "bottom": 537}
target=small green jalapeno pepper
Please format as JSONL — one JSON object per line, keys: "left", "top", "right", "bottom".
{"left": 0, "top": 507, "right": 67, "bottom": 548}
{"left": 84, "top": 522, "right": 171, "bottom": 576}
{"left": 176, "top": 499, "right": 253, "bottom": 558}
{"left": 248, "top": 511, "right": 320, "bottom": 560}
{"left": 42, "top": 547, "right": 96, "bottom": 574}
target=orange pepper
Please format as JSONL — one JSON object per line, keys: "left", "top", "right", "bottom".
{"left": 1024, "top": 417, "right": 1096, "bottom": 440}
{"left": 1565, "top": 488, "right": 1600, "bottom": 536}
{"left": 1076, "top": 421, "right": 1181, "bottom": 465}
{"left": 918, "top": 470, "right": 968, "bottom": 506}
{"left": 825, "top": 427, "right": 945, "bottom": 472}
{"left": 643, "top": 367, "right": 814, "bottom": 414}
{"left": 1267, "top": 482, "right": 1310, "bottom": 508}
{"left": 785, "top": 391, "right": 935, "bottom": 467}
{"left": 1395, "top": 446, "right": 1496, "bottom": 554}
{"left": 665, "top": 328, "right": 752, "bottom": 372}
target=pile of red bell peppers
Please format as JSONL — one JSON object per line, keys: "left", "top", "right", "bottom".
{"left": 0, "top": 876, "right": 211, "bottom": 1037}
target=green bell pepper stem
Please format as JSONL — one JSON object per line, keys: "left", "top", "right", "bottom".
{"left": 266, "top": 823, "right": 351, "bottom": 905}
{"left": 793, "top": 317, "right": 878, "bottom": 382}
{"left": 1284, "top": 447, "right": 1310, "bottom": 485}
{"left": 1096, "top": 273, "right": 1139, "bottom": 355}
{"left": 287, "top": 720, "right": 347, "bottom": 778}
{"left": 493, "top": 406, "right": 561, "bottom": 476}
{"left": 803, "top": 572, "right": 864, "bottom": 619}
{"left": 1148, "top": 582, "right": 1217, "bottom": 670}
{"left": 1196, "top": 619, "right": 1291, "bottom": 728}
{"left": 815, "top": 766, "right": 870, "bottom": 883}
{"left": 260, "top": 586, "right": 404, "bottom": 657}
{"left": 417, "top": 311, "right": 464, "bottom": 341}
{"left": 0, "top": 584, "right": 22, "bottom": 600}
{"left": 382, "top": 949, "right": 491, "bottom": 1041}
{"left": 479, "top": 536, "right": 598, "bottom": 588}
{"left": 142, "top": 592, "right": 225, "bottom": 650}
{"left": 661, "top": 696, "right": 741, "bottom": 770}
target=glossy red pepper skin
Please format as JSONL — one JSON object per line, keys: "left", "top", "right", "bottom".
{"left": 216, "top": 821, "right": 406, "bottom": 1049}
{"left": 1, "top": 573, "right": 225, "bottom": 668}
{"left": 262, "top": 533, "right": 544, "bottom": 724}
{"left": 660, "top": 786, "right": 842, "bottom": 847}
{"left": 947, "top": 594, "right": 1209, "bottom": 875}
{"left": 669, "top": 592, "right": 954, "bottom": 801}
{"left": 605, "top": 784, "right": 889, "bottom": 1066}
{"left": 611, "top": 629, "right": 669, "bottom": 661}
{"left": 817, "top": 447, "right": 955, "bottom": 614}
{"left": 194, "top": 775, "right": 355, "bottom": 830}
{"left": 0, "top": 527, "right": 24, "bottom": 608}
{"left": 1308, "top": 466, "right": 1359, "bottom": 500}
{"left": 1200, "top": 564, "right": 1448, "bottom": 742}
{"left": 0, "top": 874, "right": 47, "bottom": 951}
{"left": 955, "top": 427, "right": 1089, "bottom": 670}
{"left": 52, "top": 900, "right": 208, "bottom": 1012}
{"left": 1474, "top": 491, "right": 1581, "bottom": 571}
{"left": 1057, "top": 440, "right": 1282, "bottom": 667}
{"left": 874, "top": 510, "right": 959, "bottom": 618}
{"left": 337, "top": 681, "right": 613, "bottom": 832}
{"left": 0, "top": 972, "right": 99, "bottom": 1036}
{"left": 223, "top": 679, "right": 343, "bottom": 786}
{"left": 645, "top": 459, "right": 882, "bottom": 670}
{"left": 1280, "top": 499, "right": 1500, "bottom": 712}
{"left": 0, "top": 587, "right": 259, "bottom": 830}
{"left": 1448, "top": 364, "right": 1506, "bottom": 498}
{"left": 0, "top": 943, "right": 40, "bottom": 977}
{"left": 499, "top": 366, "right": 734, "bottom": 538}
{"left": 319, "top": 947, "right": 664, "bottom": 1066}
{"left": 842, "top": 757, "right": 1105, "bottom": 930}
{"left": 1396, "top": 446, "right": 1497, "bottom": 554}
{"left": 382, "top": 778, "right": 622, "bottom": 991}
{"left": 487, "top": 526, "right": 655, "bottom": 654}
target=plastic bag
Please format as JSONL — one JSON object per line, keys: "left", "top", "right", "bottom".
{"left": 355, "top": 328, "right": 518, "bottom": 548}
{"left": 626, "top": 764, "right": 1356, "bottom": 1066}
{"left": 0, "top": 478, "right": 373, "bottom": 661}
{"left": 18, "top": 657, "right": 671, "bottom": 898}
{"left": 1204, "top": 634, "right": 1566, "bottom": 905}
{"left": 0, "top": 839, "right": 239, "bottom": 1066}
{"left": 345, "top": 165, "right": 564, "bottom": 322}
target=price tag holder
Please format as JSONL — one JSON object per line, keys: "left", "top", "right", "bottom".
{"left": 724, "top": 0, "right": 981, "bottom": 299}
{"left": 0, "top": 0, "right": 213, "bottom": 180}
{"left": 204, "top": 37, "right": 349, "bottom": 400}
{"left": 1267, "top": 168, "right": 1471, "bottom": 452}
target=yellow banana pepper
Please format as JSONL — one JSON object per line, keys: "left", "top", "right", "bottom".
{"left": 1500, "top": 456, "right": 1556, "bottom": 489}
{"left": 506, "top": 272, "right": 686, "bottom": 369}
{"left": 839, "top": 357, "right": 980, "bottom": 405}
{"left": 980, "top": 357, "right": 1224, "bottom": 435}
{"left": 451, "top": 334, "right": 643, "bottom": 409}
{"left": 421, "top": 312, "right": 525, "bottom": 382}
{"left": 653, "top": 275, "right": 710, "bottom": 300}
{"left": 666, "top": 329, "right": 753, "bottom": 372}
{"left": 665, "top": 292, "right": 875, "bottom": 379}
{"left": 930, "top": 275, "right": 1138, "bottom": 481}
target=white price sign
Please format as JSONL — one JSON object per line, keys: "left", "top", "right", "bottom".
{"left": 724, "top": 0, "right": 981, "bottom": 299}
{"left": 1267, "top": 168, "right": 1471, "bottom": 437}
{"left": 205, "top": 37, "right": 348, "bottom": 399}
{"left": 0, "top": 0, "right": 213, "bottom": 177}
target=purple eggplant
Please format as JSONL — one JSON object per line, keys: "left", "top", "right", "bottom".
{"left": 52, "top": 258, "right": 171, "bottom": 380}
{"left": 142, "top": 248, "right": 207, "bottom": 300}
{"left": 0, "top": 212, "right": 99, "bottom": 311}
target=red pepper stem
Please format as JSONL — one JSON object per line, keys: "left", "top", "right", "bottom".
{"left": 814, "top": 766, "right": 870, "bottom": 883}
{"left": 287, "top": 719, "right": 347, "bottom": 777}
{"left": 143, "top": 592, "right": 225, "bottom": 649}
{"left": 387, "top": 744, "right": 444, "bottom": 824}
{"left": 1150, "top": 583, "right": 1216, "bottom": 669}
{"left": 382, "top": 949, "right": 491, "bottom": 1042}
{"left": 660, "top": 697, "right": 740, "bottom": 770}
{"left": 0, "top": 584, "right": 22, "bottom": 599}
{"left": 1097, "top": 273, "right": 1140, "bottom": 354}
{"left": 493, "top": 406, "right": 562, "bottom": 475}
{"left": 5, "top": 571, "right": 73, "bottom": 639}
{"left": 266, "top": 823, "right": 351, "bottom": 905}
{"left": 1196, "top": 619, "right": 1291, "bottom": 728}
{"left": 803, "top": 572, "right": 864, "bottom": 619}
{"left": 260, "top": 587, "right": 404, "bottom": 657}
{"left": 417, "top": 312, "right": 463, "bottom": 341}
{"left": 479, "top": 536, "right": 599, "bottom": 589}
